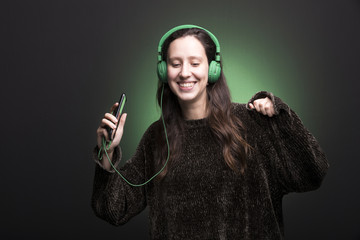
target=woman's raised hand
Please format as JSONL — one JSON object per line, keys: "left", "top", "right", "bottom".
{"left": 96, "top": 102, "right": 127, "bottom": 153}
{"left": 249, "top": 97, "right": 275, "bottom": 117}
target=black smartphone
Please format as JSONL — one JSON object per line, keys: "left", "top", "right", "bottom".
{"left": 107, "top": 93, "right": 126, "bottom": 141}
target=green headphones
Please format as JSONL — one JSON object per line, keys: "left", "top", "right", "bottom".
{"left": 157, "top": 24, "right": 222, "bottom": 84}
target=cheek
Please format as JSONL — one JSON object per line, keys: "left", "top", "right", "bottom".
{"left": 167, "top": 67, "right": 178, "bottom": 81}
{"left": 167, "top": 71, "right": 178, "bottom": 90}
{"left": 194, "top": 66, "right": 209, "bottom": 79}
{"left": 168, "top": 80, "right": 180, "bottom": 96}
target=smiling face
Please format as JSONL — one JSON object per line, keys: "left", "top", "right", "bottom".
{"left": 167, "top": 36, "right": 209, "bottom": 108}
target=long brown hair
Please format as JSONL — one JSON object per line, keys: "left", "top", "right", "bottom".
{"left": 155, "top": 28, "right": 252, "bottom": 180}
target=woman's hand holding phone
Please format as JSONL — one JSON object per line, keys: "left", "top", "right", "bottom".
{"left": 97, "top": 103, "right": 127, "bottom": 149}
{"left": 96, "top": 95, "right": 127, "bottom": 169}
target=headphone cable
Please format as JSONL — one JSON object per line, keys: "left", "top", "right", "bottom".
{"left": 98, "top": 84, "right": 170, "bottom": 187}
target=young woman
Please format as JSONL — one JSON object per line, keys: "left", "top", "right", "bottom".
{"left": 92, "top": 25, "right": 329, "bottom": 239}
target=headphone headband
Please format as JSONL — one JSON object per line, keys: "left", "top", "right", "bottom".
{"left": 157, "top": 24, "right": 221, "bottom": 62}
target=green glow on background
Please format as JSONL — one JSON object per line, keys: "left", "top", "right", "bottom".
{"left": 104, "top": 20, "right": 319, "bottom": 158}
{"left": 126, "top": 29, "right": 305, "bottom": 119}
{"left": 117, "top": 33, "right": 300, "bottom": 156}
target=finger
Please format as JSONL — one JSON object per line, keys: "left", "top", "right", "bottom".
{"left": 101, "top": 118, "right": 117, "bottom": 130}
{"left": 97, "top": 127, "right": 110, "bottom": 145}
{"left": 268, "top": 102, "right": 276, "bottom": 117}
{"left": 100, "top": 113, "right": 118, "bottom": 128}
{"left": 253, "top": 100, "right": 261, "bottom": 113}
{"left": 104, "top": 112, "right": 118, "bottom": 124}
{"left": 256, "top": 100, "right": 267, "bottom": 115}
{"left": 260, "top": 105, "right": 267, "bottom": 115}
{"left": 249, "top": 103, "right": 254, "bottom": 109}
{"left": 117, "top": 113, "right": 127, "bottom": 131}
{"left": 113, "top": 113, "right": 127, "bottom": 140}
{"left": 264, "top": 98, "right": 275, "bottom": 117}
{"left": 110, "top": 102, "right": 119, "bottom": 113}
{"left": 264, "top": 101, "right": 273, "bottom": 117}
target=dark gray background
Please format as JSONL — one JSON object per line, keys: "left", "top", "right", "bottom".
{"left": 1, "top": 0, "right": 359, "bottom": 239}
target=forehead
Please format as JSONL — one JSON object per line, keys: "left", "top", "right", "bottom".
{"left": 167, "top": 36, "right": 206, "bottom": 58}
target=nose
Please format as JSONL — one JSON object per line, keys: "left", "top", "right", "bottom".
{"left": 179, "top": 64, "right": 191, "bottom": 79}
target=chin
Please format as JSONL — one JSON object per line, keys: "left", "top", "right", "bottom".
{"left": 177, "top": 94, "right": 197, "bottom": 103}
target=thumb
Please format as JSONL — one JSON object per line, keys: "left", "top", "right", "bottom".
{"left": 112, "top": 113, "right": 127, "bottom": 143}
{"left": 249, "top": 103, "right": 254, "bottom": 109}
{"left": 119, "top": 113, "right": 127, "bottom": 127}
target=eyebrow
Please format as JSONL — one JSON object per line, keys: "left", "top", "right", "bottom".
{"left": 168, "top": 56, "right": 203, "bottom": 61}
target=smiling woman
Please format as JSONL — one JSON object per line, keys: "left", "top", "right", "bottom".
{"left": 92, "top": 25, "right": 329, "bottom": 239}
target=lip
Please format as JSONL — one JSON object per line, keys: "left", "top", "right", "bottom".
{"left": 177, "top": 81, "right": 197, "bottom": 91}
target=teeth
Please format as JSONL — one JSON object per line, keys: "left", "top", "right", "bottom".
{"left": 179, "top": 82, "right": 195, "bottom": 87}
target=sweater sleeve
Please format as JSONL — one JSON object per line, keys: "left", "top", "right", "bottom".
{"left": 246, "top": 91, "right": 329, "bottom": 193}
{"left": 91, "top": 125, "right": 154, "bottom": 226}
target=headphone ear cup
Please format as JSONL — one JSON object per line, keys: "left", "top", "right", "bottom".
{"left": 157, "top": 61, "right": 168, "bottom": 83}
{"left": 208, "top": 61, "right": 221, "bottom": 83}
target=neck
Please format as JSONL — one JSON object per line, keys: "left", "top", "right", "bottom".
{"left": 178, "top": 98, "right": 209, "bottom": 120}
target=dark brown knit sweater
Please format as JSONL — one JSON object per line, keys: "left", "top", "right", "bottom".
{"left": 91, "top": 91, "right": 329, "bottom": 239}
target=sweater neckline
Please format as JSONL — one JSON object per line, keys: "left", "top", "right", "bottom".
{"left": 183, "top": 117, "right": 208, "bottom": 128}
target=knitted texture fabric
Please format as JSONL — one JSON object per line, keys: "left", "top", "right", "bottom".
{"left": 91, "top": 91, "right": 329, "bottom": 239}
